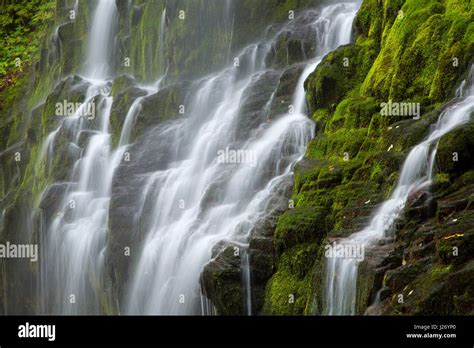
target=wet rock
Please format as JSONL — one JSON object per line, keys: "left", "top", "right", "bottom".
{"left": 306, "top": 43, "right": 377, "bottom": 110}
{"left": 77, "top": 130, "right": 99, "bottom": 149}
{"left": 269, "top": 64, "right": 305, "bottom": 116}
{"left": 109, "top": 75, "right": 148, "bottom": 145}
{"left": 355, "top": 243, "right": 394, "bottom": 314}
{"left": 384, "top": 258, "right": 432, "bottom": 293}
{"left": 247, "top": 217, "right": 280, "bottom": 312}
{"left": 235, "top": 70, "right": 281, "bottom": 140}
{"left": 48, "top": 127, "right": 76, "bottom": 181}
{"left": 435, "top": 212, "right": 474, "bottom": 266}
{"left": 107, "top": 154, "right": 146, "bottom": 300}
{"left": 437, "top": 122, "right": 474, "bottom": 179}
{"left": 39, "top": 182, "right": 69, "bottom": 221}
{"left": 201, "top": 244, "right": 245, "bottom": 315}
{"left": 383, "top": 109, "right": 440, "bottom": 150}
{"left": 274, "top": 206, "right": 328, "bottom": 256}
{"left": 405, "top": 188, "right": 437, "bottom": 222}
{"left": 200, "top": 209, "right": 280, "bottom": 315}
{"left": 136, "top": 82, "right": 188, "bottom": 138}
{"left": 414, "top": 260, "right": 474, "bottom": 315}
{"left": 436, "top": 183, "right": 474, "bottom": 219}
{"left": 57, "top": 22, "right": 82, "bottom": 75}
{"left": 265, "top": 11, "right": 320, "bottom": 69}
{"left": 42, "top": 75, "right": 90, "bottom": 133}
{"left": 27, "top": 103, "right": 45, "bottom": 145}
{"left": 131, "top": 4, "right": 145, "bottom": 26}
{"left": 1, "top": 199, "right": 38, "bottom": 314}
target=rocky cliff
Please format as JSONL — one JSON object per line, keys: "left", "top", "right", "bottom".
{"left": 262, "top": 0, "right": 473, "bottom": 315}
{"left": 0, "top": 0, "right": 472, "bottom": 316}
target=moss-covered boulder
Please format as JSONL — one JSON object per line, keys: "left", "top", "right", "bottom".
{"left": 263, "top": 243, "right": 318, "bottom": 315}
{"left": 109, "top": 75, "right": 148, "bottom": 145}
{"left": 137, "top": 82, "right": 188, "bottom": 133}
{"left": 263, "top": 0, "right": 473, "bottom": 316}
{"left": 361, "top": 0, "right": 473, "bottom": 102}
{"left": 437, "top": 122, "right": 474, "bottom": 179}
{"left": 235, "top": 70, "right": 281, "bottom": 140}
{"left": 274, "top": 206, "right": 328, "bottom": 255}
{"left": 306, "top": 43, "right": 378, "bottom": 110}
{"left": 269, "top": 64, "right": 306, "bottom": 116}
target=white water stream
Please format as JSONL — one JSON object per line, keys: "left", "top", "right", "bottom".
{"left": 324, "top": 66, "right": 474, "bottom": 315}
{"left": 38, "top": 0, "right": 362, "bottom": 315}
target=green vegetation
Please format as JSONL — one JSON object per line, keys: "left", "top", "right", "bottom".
{"left": 0, "top": 0, "right": 55, "bottom": 90}
{"left": 263, "top": 0, "right": 474, "bottom": 315}
{"left": 0, "top": 0, "right": 472, "bottom": 316}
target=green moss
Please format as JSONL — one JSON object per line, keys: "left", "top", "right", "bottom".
{"left": 305, "top": 44, "right": 378, "bottom": 110}
{"left": 264, "top": 0, "right": 472, "bottom": 315}
{"left": 262, "top": 243, "right": 318, "bottom": 315}
{"left": 361, "top": 0, "right": 472, "bottom": 102}
{"left": 437, "top": 122, "right": 474, "bottom": 179}
{"left": 274, "top": 206, "right": 328, "bottom": 255}
{"left": 437, "top": 228, "right": 474, "bottom": 266}
{"left": 388, "top": 260, "right": 473, "bottom": 315}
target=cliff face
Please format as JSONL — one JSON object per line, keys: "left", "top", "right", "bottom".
{"left": 0, "top": 0, "right": 472, "bottom": 316}
{"left": 263, "top": 0, "right": 473, "bottom": 315}
{"left": 0, "top": 0, "right": 324, "bottom": 314}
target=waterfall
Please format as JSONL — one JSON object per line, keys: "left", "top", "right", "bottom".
{"left": 84, "top": 0, "right": 117, "bottom": 79}
{"left": 38, "top": 0, "right": 142, "bottom": 314}
{"left": 35, "top": 0, "right": 362, "bottom": 315}
{"left": 159, "top": 8, "right": 167, "bottom": 76}
{"left": 324, "top": 67, "right": 474, "bottom": 315}
{"left": 124, "top": 2, "right": 360, "bottom": 315}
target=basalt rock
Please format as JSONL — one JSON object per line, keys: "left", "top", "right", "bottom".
{"left": 437, "top": 122, "right": 474, "bottom": 179}
{"left": 201, "top": 244, "right": 245, "bottom": 315}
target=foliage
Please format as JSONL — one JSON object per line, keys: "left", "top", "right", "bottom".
{"left": 0, "top": 0, "right": 55, "bottom": 89}
{"left": 264, "top": 0, "right": 474, "bottom": 315}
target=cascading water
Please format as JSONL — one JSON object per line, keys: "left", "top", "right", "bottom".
{"left": 3, "top": 0, "right": 472, "bottom": 322}
{"left": 159, "top": 8, "right": 167, "bottom": 77}
{"left": 124, "top": 2, "right": 360, "bottom": 315}
{"left": 324, "top": 66, "right": 474, "bottom": 315}
{"left": 38, "top": 0, "right": 154, "bottom": 314}
{"left": 35, "top": 0, "right": 362, "bottom": 315}
{"left": 84, "top": 0, "right": 117, "bottom": 79}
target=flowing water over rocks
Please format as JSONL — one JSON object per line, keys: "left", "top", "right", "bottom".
{"left": 324, "top": 68, "right": 474, "bottom": 315}
{"left": 31, "top": 0, "right": 363, "bottom": 315}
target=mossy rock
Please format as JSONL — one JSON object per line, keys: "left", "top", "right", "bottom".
{"left": 305, "top": 43, "right": 378, "bottom": 110}
{"left": 137, "top": 82, "right": 188, "bottom": 134}
{"left": 235, "top": 70, "right": 281, "bottom": 140}
{"left": 436, "top": 213, "right": 474, "bottom": 266}
{"left": 40, "top": 75, "right": 90, "bottom": 135}
{"left": 361, "top": 0, "right": 472, "bottom": 103}
{"left": 269, "top": 64, "right": 305, "bottom": 116}
{"left": 109, "top": 75, "right": 148, "bottom": 145}
{"left": 274, "top": 206, "right": 328, "bottom": 255}
{"left": 380, "top": 108, "right": 440, "bottom": 151}
{"left": 385, "top": 258, "right": 432, "bottom": 292}
{"left": 412, "top": 261, "right": 473, "bottom": 315}
{"left": 437, "top": 122, "right": 474, "bottom": 179}
{"left": 265, "top": 10, "right": 320, "bottom": 69}
{"left": 201, "top": 244, "right": 245, "bottom": 315}
{"left": 262, "top": 243, "right": 317, "bottom": 315}
{"left": 110, "top": 75, "right": 138, "bottom": 97}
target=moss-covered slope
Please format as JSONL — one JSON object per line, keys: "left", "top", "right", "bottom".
{"left": 263, "top": 0, "right": 473, "bottom": 315}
